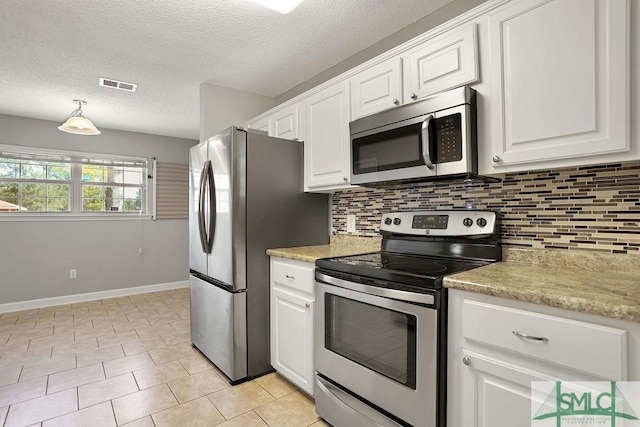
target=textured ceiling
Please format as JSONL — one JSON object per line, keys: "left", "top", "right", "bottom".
{"left": 0, "top": 0, "right": 454, "bottom": 140}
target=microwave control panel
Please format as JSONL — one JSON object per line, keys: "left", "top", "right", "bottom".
{"left": 434, "top": 113, "right": 462, "bottom": 163}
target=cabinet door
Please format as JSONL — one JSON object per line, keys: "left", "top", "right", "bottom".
{"left": 486, "top": 0, "right": 629, "bottom": 170}
{"left": 303, "top": 80, "right": 352, "bottom": 191}
{"left": 271, "top": 104, "right": 302, "bottom": 141}
{"left": 402, "top": 23, "right": 478, "bottom": 102}
{"left": 270, "top": 286, "right": 314, "bottom": 395}
{"left": 247, "top": 116, "right": 270, "bottom": 133}
{"left": 462, "top": 351, "right": 555, "bottom": 427}
{"left": 350, "top": 58, "right": 403, "bottom": 120}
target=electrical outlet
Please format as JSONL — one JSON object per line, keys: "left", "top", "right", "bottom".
{"left": 346, "top": 214, "right": 356, "bottom": 233}
{"left": 69, "top": 269, "right": 77, "bottom": 279}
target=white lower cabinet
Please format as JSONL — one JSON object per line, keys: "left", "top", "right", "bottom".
{"left": 448, "top": 289, "right": 629, "bottom": 427}
{"left": 461, "top": 352, "right": 554, "bottom": 427}
{"left": 269, "top": 257, "right": 315, "bottom": 395}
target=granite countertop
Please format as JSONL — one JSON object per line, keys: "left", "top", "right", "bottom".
{"left": 444, "top": 247, "right": 640, "bottom": 322}
{"left": 266, "top": 235, "right": 381, "bottom": 263}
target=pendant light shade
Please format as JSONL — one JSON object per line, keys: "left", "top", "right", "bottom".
{"left": 58, "top": 99, "right": 101, "bottom": 135}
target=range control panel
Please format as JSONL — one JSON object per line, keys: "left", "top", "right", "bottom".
{"left": 380, "top": 210, "right": 496, "bottom": 236}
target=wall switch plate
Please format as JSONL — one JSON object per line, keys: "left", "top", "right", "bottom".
{"left": 346, "top": 214, "right": 356, "bottom": 233}
{"left": 69, "top": 269, "right": 77, "bottom": 279}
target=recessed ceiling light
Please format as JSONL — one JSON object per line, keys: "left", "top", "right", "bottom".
{"left": 250, "top": 0, "right": 304, "bottom": 14}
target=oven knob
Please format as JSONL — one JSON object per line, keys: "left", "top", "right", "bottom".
{"left": 463, "top": 217, "right": 473, "bottom": 227}
{"left": 384, "top": 218, "right": 392, "bottom": 225}
{"left": 476, "top": 217, "right": 487, "bottom": 227}
{"left": 393, "top": 218, "right": 402, "bottom": 225}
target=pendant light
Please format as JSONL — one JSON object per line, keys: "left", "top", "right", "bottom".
{"left": 58, "top": 99, "right": 101, "bottom": 135}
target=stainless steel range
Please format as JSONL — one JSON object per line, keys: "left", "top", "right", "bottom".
{"left": 314, "top": 210, "right": 501, "bottom": 427}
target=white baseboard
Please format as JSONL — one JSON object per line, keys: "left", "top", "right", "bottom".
{"left": 0, "top": 280, "right": 189, "bottom": 314}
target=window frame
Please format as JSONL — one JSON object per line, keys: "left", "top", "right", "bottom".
{"left": 0, "top": 144, "right": 152, "bottom": 221}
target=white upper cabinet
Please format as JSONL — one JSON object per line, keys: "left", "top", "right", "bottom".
{"left": 483, "top": 0, "right": 630, "bottom": 173}
{"left": 271, "top": 104, "right": 302, "bottom": 141}
{"left": 247, "top": 115, "right": 270, "bottom": 133}
{"left": 402, "top": 23, "right": 479, "bottom": 102}
{"left": 350, "top": 58, "right": 403, "bottom": 120}
{"left": 247, "top": 105, "right": 302, "bottom": 141}
{"left": 303, "top": 80, "right": 352, "bottom": 191}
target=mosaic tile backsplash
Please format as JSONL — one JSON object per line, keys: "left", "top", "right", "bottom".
{"left": 332, "top": 162, "right": 640, "bottom": 254}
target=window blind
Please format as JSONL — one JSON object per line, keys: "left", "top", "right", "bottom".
{"left": 0, "top": 145, "right": 147, "bottom": 167}
{"left": 154, "top": 161, "right": 188, "bottom": 220}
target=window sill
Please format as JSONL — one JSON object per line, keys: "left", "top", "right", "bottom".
{"left": 0, "top": 213, "right": 154, "bottom": 222}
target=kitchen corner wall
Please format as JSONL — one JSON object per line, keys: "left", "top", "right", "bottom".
{"left": 0, "top": 114, "right": 196, "bottom": 305}
{"left": 332, "top": 162, "right": 640, "bottom": 254}
{"left": 200, "top": 82, "right": 275, "bottom": 141}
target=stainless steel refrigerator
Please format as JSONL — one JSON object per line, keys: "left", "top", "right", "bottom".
{"left": 189, "top": 126, "right": 328, "bottom": 383}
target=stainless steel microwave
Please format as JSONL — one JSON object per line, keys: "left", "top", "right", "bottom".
{"left": 349, "top": 86, "right": 477, "bottom": 185}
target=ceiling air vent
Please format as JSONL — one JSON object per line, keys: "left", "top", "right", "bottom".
{"left": 99, "top": 77, "right": 138, "bottom": 92}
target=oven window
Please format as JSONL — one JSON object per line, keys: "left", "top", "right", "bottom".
{"left": 324, "top": 294, "right": 417, "bottom": 389}
{"left": 352, "top": 122, "right": 424, "bottom": 175}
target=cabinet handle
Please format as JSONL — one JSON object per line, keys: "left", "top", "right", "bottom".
{"left": 285, "top": 275, "right": 295, "bottom": 280}
{"left": 410, "top": 93, "right": 418, "bottom": 100}
{"left": 512, "top": 330, "right": 548, "bottom": 342}
{"left": 462, "top": 356, "right": 471, "bottom": 366}
{"left": 343, "top": 176, "right": 348, "bottom": 182}
{"left": 305, "top": 303, "right": 310, "bottom": 308}
{"left": 393, "top": 98, "right": 399, "bottom": 105}
{"left": 492, "top": 156, "right": 501, "bottom": 163}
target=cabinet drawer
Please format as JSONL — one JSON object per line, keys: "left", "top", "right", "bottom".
{"left": 462, "top": 300, "right": 626, "bottom": 380}
{"left": 271, "top": 258, "right": 315, "bottom": 295}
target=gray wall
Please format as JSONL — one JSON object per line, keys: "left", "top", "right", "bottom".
{"left": 200, "top": 82, "right": 275, "bottom": 141}
{"left": 0, "top": 114, "right": 196, "bottom": 305}
{"left": 276, "top": 0, "right": 488, "bottom": 105}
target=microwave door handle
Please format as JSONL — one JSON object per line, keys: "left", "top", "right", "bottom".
{"left": 421, "top": 114, "right": 435, "bottom": 170}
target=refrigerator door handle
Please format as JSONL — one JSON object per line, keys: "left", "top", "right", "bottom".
{"left": 205, "top": 159, "right": 216, "bottom": 253}
{"left": 198, "top": 161, "right": 211, "bottom": 253}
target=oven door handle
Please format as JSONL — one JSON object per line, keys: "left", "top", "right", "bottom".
{"left": 316, "top": 272, "right": 435, "bottom": 306}
{"left": 315, "top": 375, "right": 403, "bottom": 427}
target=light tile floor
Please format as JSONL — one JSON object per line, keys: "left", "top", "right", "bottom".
{"left": 0, "top": 289, "right": 329, "bottom": 427}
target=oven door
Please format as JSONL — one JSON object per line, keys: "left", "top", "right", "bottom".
{"left": 315, "top": 275, "right": 439, "bottom": 427}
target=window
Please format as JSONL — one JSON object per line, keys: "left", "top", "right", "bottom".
{"left": 0, "top": 144, "right": 148, "bottom": 216}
